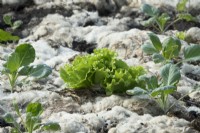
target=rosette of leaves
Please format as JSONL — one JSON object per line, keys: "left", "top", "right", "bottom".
{"left": 141, "top": 4, "right": 170, "bottom": 33}
{"left": 3, "top": 102, "right": 61, "bottom": 133}
{"left": 3, "top": 15, "right": 23, "bottom": 30}
{"left": 60, "top": 48, "right": 145, "bottom": 95}
{"left": 141, "top": 3, "right": 197, "bottom": 33}
{"left": 176, "top": 0, "right": 197, "bottom": 22}
{"left": 2, "top": 43, "right": 52, "bottom": 92}
{"left": 127, "top": 63, "right": 181, "bottom": 112}
{"left": 142, "top": 33, "right": 200, "bottom": 64}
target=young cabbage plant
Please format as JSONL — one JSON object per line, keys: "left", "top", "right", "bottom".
{"left": 175, "top": 0, "right": 197, "bottom": 26}
{"left": 142, "top": 33, "right": 200, "bottom": 64}
{"left": 3, "top": 15, "right": 23, "bottom": 30}
{"left": 141, "top": 3, "right": 197, "bottom": 33}
{"left": 127, "top": 63, "right": 181, "bottom": 113}
{"left": 141, "top": 4, "right": 170, "bottom": 33}
{"left": 3, "top": 102, "right": 61, "bottom": 133}
{"left": 60, "top": 48, "right": 145, "bottom": 95}
{"left": 2, "top": 43, "right": 52, "bottom": 92}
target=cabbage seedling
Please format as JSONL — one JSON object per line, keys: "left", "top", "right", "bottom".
{"left": 142, "top": 33, "right": 200, "bottom": 64}
{"left": 3, "top": 102, "right": 61, "bottom": 133}
{"left": 141, "top": 3, "right": 197, "bottom": 33}
{"left": 127, "top": 64, "right": 181, "bottom": 112}
{"left": 2, "top": 43, "right": 52, "bottom": 92}
{"left": 3, "top": 15, "right": 23, "bottom": 30}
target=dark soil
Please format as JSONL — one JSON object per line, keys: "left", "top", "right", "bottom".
{"left": 0, "top": 4, "right": 73, "bottom": 38}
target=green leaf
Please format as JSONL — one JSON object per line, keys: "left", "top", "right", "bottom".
{"left": 3, "top": 113, "right": 21, "bottom": 132}
{"left": 41, "top": 122, "right": 61, "bottom": 131}
{"left": 3, "top": 113, "right": 15, "bottom": 123}
{"left": 160, "top": 64, "right": 181, "bottom": 86}
{"left": 26, "top": 113, "right": 41, "bottom": 133}
{"left": 60, "top": 48, "right": 145, "bottom": 95}
{"left": 12, "top": 20, "right": 23, "bottom": 30}
{"left": 141, "top": 42, "right": 159, "bottom": 54}
{"left": 157, "top": 13, "right": 170, "bottom": 31}
{"left": 152, "top": 53, "right": 165, "bottom": 63}
{"left": 4, "top": 53, "right": 21, "bottom": 73}
{"left": 138, "top": 75, "right": 159, "bottom": 90}
{"left": 176, "top": 0, "right": 188, "bottom": 12}
{"left": 26, "top": 102, "right": 43, "bottom": 116}
{"left": 4, "top": 44, "right": 35, "bottom": 73}
{"left": 175, "top": 31, "right": 186, "bottom": 40}
{"left": 162, "top": 37, "right": 181, "bottom": 59}
{"left": 126, "top": 87, "right": 148, "bottom": 95}
{"left": 140, "top": 17, "right": 156, "bottom": 27}
{"left": 15, "top": 43, "right": 35, "bottom": 66}
{"left": 177, "top": 13, "right": 197, "bottom": 22}
{"left": 3, "top": 15, "right": 12, "bottom": 26}
{"left": 151, "top": 85, "right": 176, "bottom": 97}
{"left": 13, "top": 102, "right": 21, "bottom": 117}
{"left": 148, "top": 33, "right": 162, "bottom": 51}
{"left": 19, "top": 64, "right": 52, "bottom": 78}
{"left": 141, "top": 4, "right": 159, "bottom": 17}
{"left": 11, "top": 128, "right": 19, "bottom": 133}
{"left": 18, "top": 66, "right": 32, "bottom": 75}
{"left": 184, "top": 44, "right": 200, "bottom": 61}
{"left": 0, "top": 29, "right": 19, "bottom": 42}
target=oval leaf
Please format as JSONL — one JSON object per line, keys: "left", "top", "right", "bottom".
{"left": 18, "top": 66, "right": 32, "bottom": 76}
{"left": 141, "top": 17, "right": 156, "bottom": 27}
{"left": 178, "top": 13, "right": 197, "bottom": 22}
{"left": 176, "top": 0, "right": 188, "bottom": 12}
{"left": 160, "top": 64, "right": 181, "bottom": 86}
{"left": 141, "top": 42, "right": 158, "bottom": 54}
{"left": 157, "top": 13, "right": 170, "bottom": 31}
{"left": 184, "top": 44, "right": 200, "bottom": 61}
{"left": 15, "top": 43, "right": 35, "bottom": 66}
{"left": 26, "top": 102, "right": 43, "bottom": 116}
{"left": 151, "top": 85, "right": 176, "bottom": 97}
{"left": 29, "top": 64, "right": 52, "bottom": 79}
{"left": 152, "top": 53, "right": 165, "bottom": 63}
{"left": 3, "top": 15, "right": 12, "bottom": 26}
{"left": 162, "top": 37, "right": 181, "bottom": 59}
{"left": 141, "top": 4, "right": 159, "bottom": 17}
{"left": 12, "top": 20, "right": 23, "bottom": 30}
{"left": 4, "top": 53, "right": 20, "bottom": 73}
{"left": 148, "top": 33, "right": 162, "bottom": 51}
{"left": 139, "top": 75, "right": 159, "bottom": 90}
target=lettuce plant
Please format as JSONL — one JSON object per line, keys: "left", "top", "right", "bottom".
{"left": 142, "top": 33, "right": 200, "bottom": 64}
{"left": 60, "top": 48, "right": 145, "bottom": 95}
{"left": 2, "top": 43, "right": 52, "bottom": 92}
{"left": 3, "top": 102, "right": 61, "bottom": 133}
{"left": 3, "top": 15, "right": 23, "bottom": 30}
{"left": 127, "top": 64, "right": 181, "bottom": 112}
{"left": 141, "top": 3, "right": 196, "bottom": 33}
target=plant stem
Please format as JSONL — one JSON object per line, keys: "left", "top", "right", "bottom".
{"left": 9, "top": 73, "right": 18, "bottom": 93}
{"left": 163, "top": 18, "right": 181, "bottom": 33}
